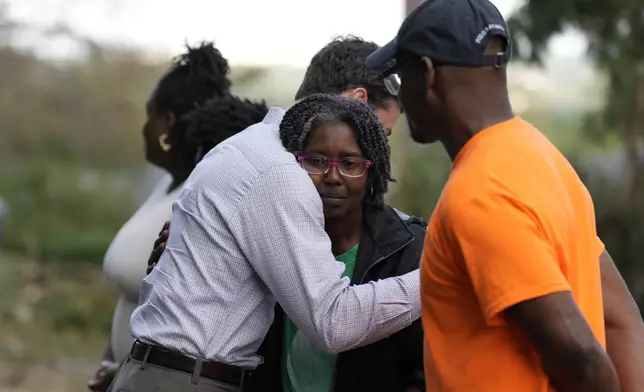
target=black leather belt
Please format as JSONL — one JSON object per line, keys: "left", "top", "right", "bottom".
{"left": 131, "top": 341, "right": 251, "bottom": 387}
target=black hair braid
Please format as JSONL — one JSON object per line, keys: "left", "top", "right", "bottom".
{"left": 179, "top": 41, "right": 231, "bottom": 102}
{"left": 154, "top": 41, "right": 232, "bottom": 167}
{"left": 183, "top": 95, "right": 269, "bottom": 163}
{"left": 280, "top": 93, "right": 393, "bottom": 208}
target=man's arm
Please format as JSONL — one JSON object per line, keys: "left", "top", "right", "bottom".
{"left": 600, "top": 249, "right": 644, "bottom": 392}
{"left": 449, "top": 195, "right": 620, "bottom": 392}
{"left": 505, "top": 292, "right": 619, "bottom": 392}
{"left": 230, "top": 164, "right": 420, "bottom": 354}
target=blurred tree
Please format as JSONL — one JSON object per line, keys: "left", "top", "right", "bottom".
{"left": 508, "top": 0, "right": 644, "bottom": 305}
{"left": 0, "top": 5, "right": 278, "bottom": 263}
{"left": 0, "top": 6, "right": 165, "bottom": 262}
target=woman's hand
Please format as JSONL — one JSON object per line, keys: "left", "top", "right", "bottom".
{"left": 146, "top": 221, "right": 170, "bottom": 274}
{"left": 87, "top": 360, "right": 119, "bottom": 392}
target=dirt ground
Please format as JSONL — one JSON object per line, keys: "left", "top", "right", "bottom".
{"left": 0, "top": 253, "right": 116, "bottom": 392}
{"left": 0, "top": 361, "right": 93, "bottom": 392}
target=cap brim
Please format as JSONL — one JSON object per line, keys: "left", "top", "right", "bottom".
{"left": 365, "top": 39, "right": 399, "bottom": 71}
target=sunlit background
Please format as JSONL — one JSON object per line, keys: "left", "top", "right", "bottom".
{"left": 0, "top": 0, "right": 642, "bottom": 390}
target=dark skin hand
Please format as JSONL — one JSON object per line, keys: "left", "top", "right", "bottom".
{"left": 600, "top": 250, "right": 644, "bottom": 392}
{"left": 147, "top": 221, "right": 169, "bottom": 274}
{"left": 87, "top": 344, "right": 119, "bottom": 392}
{"left": 506, "top": 291, "right": 620, "bottom": 392}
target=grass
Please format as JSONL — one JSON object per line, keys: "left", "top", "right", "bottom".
{"left": 0, "top": 252, "right": 116, "bottom": 392}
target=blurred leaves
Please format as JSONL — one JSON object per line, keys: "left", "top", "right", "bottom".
{"left": 0, "top": 159, "right": 140, "bottom": 262}
{"left": 0, "top": 8, "right": 164, "bottom": 262}
{"left": 0, "top": 46, "right": 162, "bottom": 168}
{"left": 508, "top": 0, "right": 644, "bottom": 188}
{"left": 0, "top": 8, "right": 273, "bottom": 264}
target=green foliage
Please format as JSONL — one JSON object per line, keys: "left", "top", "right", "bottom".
{"left": 508, "top": 0, "right": 644, "bottom": 67}
{"left": 387, "top": 134, "right": 450, "bottom": 219}
{"left": 0, "top": 47, "right": 164, "bottom": 169}
{"left": 0, "top": 33, "right": 165, "bottom": 263}
{"left": 0, "top": 159, "right": 140, "bottom": 263}
{"left": 508, "top": 0, "right": 644, "bottom": 170}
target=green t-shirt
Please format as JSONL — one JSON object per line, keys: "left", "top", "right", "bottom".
{"left": 281, "top": 243, "right": 359, "bottom": 392}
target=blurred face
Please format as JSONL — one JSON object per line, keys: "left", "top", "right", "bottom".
{"left": 341, "top": 89, "right": 400, "bottom": 136}
{"left": 398, "top": 57, "right": 445, "bottom": 144}
{"left": 374, "top": 99, "right": 401, "bottom": 137}
{"left": 299, "top": 121, "right": 369, "bottom": 221}
{"left": 142, "top": 85, "right": 174, "bottom": 166}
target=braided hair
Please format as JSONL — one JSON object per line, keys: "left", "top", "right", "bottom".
{"left": 280, "top": 93, "right": 393, "bottom": 208}
{"left": 151, "top": 41, "right": 231, "bottom": 167}
{"left": 183, "top": 95, "right": 269, "bottom": 163}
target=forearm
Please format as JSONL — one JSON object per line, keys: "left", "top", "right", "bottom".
{"left": 542, "top": 346, "right": 620, "bottom": 392}
{"left": 237, "top": 167, "right": 421, "bottom": 354}
{"left": 505, "top": 292, "right": 621, "bottom": 392}
{"left": 599, "top": 249, "right": 644, "bottom": 392}
{"left": 606, "top": 324, "right": 644, "bottom": 392}
{"left": 313, "top": 270, "right": 420, "bottom": 353}
{"left": 271, "top": 269, "right": 420, "bottom": 354}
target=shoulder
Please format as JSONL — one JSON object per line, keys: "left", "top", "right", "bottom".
{"left": 246, "top": 162, "right": 319, "bottom": 202}
{"left": 144, "top": 173, "right": 173, "bottom": 200}
{"left": 393, "top": 207, "right": 428, "bottom": 238}
{"left": 388, "top": 207, "right": 427, "bottom": 267}
{"left": 442, "top": 147, "right": 550, "bottom": 229}
{"left": 184, "top": 121, "right": 305, "bottom": 204}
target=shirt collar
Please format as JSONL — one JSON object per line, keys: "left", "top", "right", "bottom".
{"left": 262, "top": 106, "right": 286, "bottom": 125}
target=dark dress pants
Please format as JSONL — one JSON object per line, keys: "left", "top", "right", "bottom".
{"left": 107, "top": 357, "right": 239, "bottom": 392}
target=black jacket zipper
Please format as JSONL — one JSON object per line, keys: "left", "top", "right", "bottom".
{"left": 359, "top": 237, "right": 414, "bottom": 284}
{"left": 330, "top": 236, "right": 415, "bottom": 392}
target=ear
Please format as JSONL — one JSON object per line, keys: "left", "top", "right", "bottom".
{"left": 166, "top": 111, "right": 176, "bottom": 128}
{"left": 420, "top": 57, "right": 436, "bottom": 92}
{"left": 341, "top": 87, "right": 368, "bottom": 103}
{"left": 159, "top": 111, "right": 176, "bottom": 136}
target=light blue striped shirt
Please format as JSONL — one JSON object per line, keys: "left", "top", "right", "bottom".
{"left": 130, "top": 107, "right": 420, "bottom": 367}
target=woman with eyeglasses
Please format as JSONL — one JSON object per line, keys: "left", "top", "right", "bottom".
{"left": 144, "top": 93, "right": 425, "bottom": 392}
{"left": 249, "top": 93, "right": 426, "bottom": 392}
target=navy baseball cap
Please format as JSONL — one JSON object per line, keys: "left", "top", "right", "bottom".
{"left": 366, "top": 0, "right": 512, "bottom": 73}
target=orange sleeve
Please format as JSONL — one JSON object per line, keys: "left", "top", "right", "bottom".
{"left": 595, "top": 236, "right": 605, "bottom": 258}
{"left": 446, "top": 193, "right": 571, "bottom": 325}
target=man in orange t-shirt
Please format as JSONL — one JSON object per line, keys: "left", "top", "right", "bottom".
{"left": 366, "top": 0, "right": 644, "bottom": 391}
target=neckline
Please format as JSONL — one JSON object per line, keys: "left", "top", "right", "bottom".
{"left": 452, "top": 116, "right": 520, "bottom": 168}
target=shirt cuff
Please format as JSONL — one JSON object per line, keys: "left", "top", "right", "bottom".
{"left": 404, "top": 270, "right": 421, "bottom": 321}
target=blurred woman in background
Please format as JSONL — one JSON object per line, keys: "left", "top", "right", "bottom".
{"left": 88, "top": 42, "right": 268, "bottom": 392}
